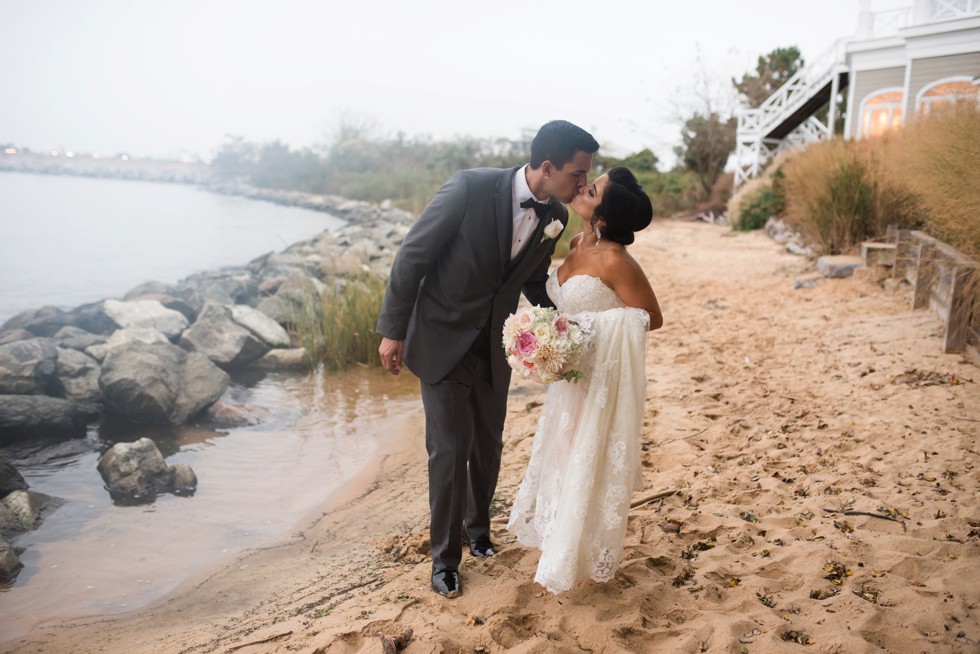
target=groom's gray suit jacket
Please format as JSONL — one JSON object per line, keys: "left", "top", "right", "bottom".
{"left": 377, "top": 166, "right": 564, "bottom": 392}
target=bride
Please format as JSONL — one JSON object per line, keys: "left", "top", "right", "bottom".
{"left": 506, "top": 166, "right": 662, "bottom": 594}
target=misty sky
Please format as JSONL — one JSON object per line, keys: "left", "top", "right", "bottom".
{"left": 1, "top": 0, "right": 909, "bottom": 163}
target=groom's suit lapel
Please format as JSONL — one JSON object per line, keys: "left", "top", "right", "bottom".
{"left": 494, "top": 167, "right": 518, "bottom": 274}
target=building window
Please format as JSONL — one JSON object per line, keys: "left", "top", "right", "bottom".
{"left": 859, "top": 89, "right": 904, "bottom": 138}
{"left": 916, "top": 77, "right": 979, "bottom": 115}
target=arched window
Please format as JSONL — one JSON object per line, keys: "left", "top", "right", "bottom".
{"left": 859, "top": 88, "right": 904, "bottom": 139}
{"left": 916, "top": 77, "right": 979, "bottom": 116}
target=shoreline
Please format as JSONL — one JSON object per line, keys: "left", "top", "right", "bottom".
{"left": 3, "top": 219, "right": 978, "bottom": 653}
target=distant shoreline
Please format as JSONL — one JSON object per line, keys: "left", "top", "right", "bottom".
{"left": 0, "top": 151, "right": 209, "bottom": 185}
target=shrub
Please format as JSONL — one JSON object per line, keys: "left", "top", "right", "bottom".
{"left": 779, "top": 138, "right": 921, "bottom": 254}
{"left": 732, "top": 182, "right": 783, "bottom": 231}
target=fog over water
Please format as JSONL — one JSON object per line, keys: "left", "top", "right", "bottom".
{"left": 0, "top": 172, "right": 341, "bottom": 325}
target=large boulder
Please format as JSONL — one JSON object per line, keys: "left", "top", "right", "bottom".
{"left": 0, "top": 339, "right": 59, "bottom": 395}
{"left": 0, "top": 536, "right": 22, "bottom": 582}
{"left": 96, "top": 437, "right": 197, "bottom": 502}
{"left": 0, "top": 395, "right": 99, "bottom": 442}
{"left": 256, "top": 272, "right": 326, "bottom": 324}
{"left": 179, "top": 305, "right": 270, "bottom": 369}
{"left": 0, "top": 454, "right": 28, "bottom": 497}
{"left": 102, "top": 299, "right": 189, "bottom": 341}
{"left": 99, "top": 342, "right": 228, "bottom": 425}
{"left": 1, "top": 489, "right": 57, "bottom": 531}
{"left": 54, "top": 347, "right": 102, "bottom": 402}
{"left": 67, "top": 301, "right": 118, "bottom": 335}
{"left": 249, "top": 347, "right": 309, "bottom": 370}
{"left": 53, "top": 326, "right": 108, "bottom": 352}
{"left": 230, "top": 305, "right": 290, "bottom": 348}
{"left": 0, "top": 306, "right": 74, "bottom": 337}
{"left": 0, "top": 329, "right": 35, "bottom": 346}
{"left": 86, "top": 327, "right": 171, "bottom": 362}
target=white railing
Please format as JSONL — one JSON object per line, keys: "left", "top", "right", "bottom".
{"left": 932, "top": 0, "right": 980, "bottom": 20}
{"left": 873, "top": 8, "right": 912, "bottom": 34}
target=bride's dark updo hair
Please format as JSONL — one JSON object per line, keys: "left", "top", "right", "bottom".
{"left": 592, "top": 167, "right": 653, "bottom": 246}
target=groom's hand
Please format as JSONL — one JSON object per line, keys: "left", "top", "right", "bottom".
{"left": 379, "top": 337, "right": 405, "bottom": 376}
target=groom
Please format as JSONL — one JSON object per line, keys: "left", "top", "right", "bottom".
{"left": 376, "top": 120, "right": 599, "bottom": 598}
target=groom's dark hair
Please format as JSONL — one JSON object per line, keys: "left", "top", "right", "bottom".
{"left": 529, "top": 120, "right": 599, "bottom": 170}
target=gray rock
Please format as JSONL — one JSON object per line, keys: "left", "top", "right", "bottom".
{"left": 249, "top": 347, "right": 309, "bottom": 370}
{"left": 54, "top": 347, "right": 103, "bottom": 402}
{"left": 180, "top": 305, "right": 270, "bottom": 368}
{"left": 0, "top": 453, "right": 28, "bottom": 496}
{"left": 817, "top": 255, "right": 865, "bottom": 279}
{"left": 122, "top": 293, "right": 197, "bottom": 323}
{"left": 99, "top": 342, "right": 228, "bottom": 425}
{"left": 67, "top": 301, "right": 118, "bottom": 336}
{"left": 256, "top": 272, "right": 326, "bottom": 324}
{"left": 87, "top": 327, "right": 171, "bottom": 362}
{"left": 123, "top": 280, "right": 178, "bottom": 299}
{"left": 0, "top": 339, "right": 59, "bottom": 395}
{"left": 230, "top": 305, "right": 290, "bottom": 348}
{"left": 102, "top": 299, "right": 189, "bottom": 340}
{"left": 203, "top": 401, "right": 269, "bottom": 427}
{"left": 0, "top": 395, "right": 99, "bottom": 442}
{"left": 1, "top": 489, "right": 56, "bottom": 530}
{"left": 0, "top": 306, "right": 74, "bottom": 337}
{"left": 0, "top": 329, "right": 35, "bottom": 346}
{"left": 53, "top": 326, "right": 108, "bottom": 352}
{"left": 0, "top": 536, "right": 22, "bottom": 582}
{"left": 0, "top": 502, "right": 20, "bottom": 534}
{"left": 96, "top": 437, "right": 197, "bottom": 501}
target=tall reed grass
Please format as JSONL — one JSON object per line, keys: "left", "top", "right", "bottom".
{"left": 882, "top": 105, "right": 980, "bottom": 260}
{"left": 290, "top": 274, "right": 385, "bottom": 370}
{"left": 773, "top": 104, "right": 978, "bottom": 257}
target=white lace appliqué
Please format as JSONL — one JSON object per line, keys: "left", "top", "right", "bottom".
{"left": 507, "top": 274, "right": 650, "bottom": 594}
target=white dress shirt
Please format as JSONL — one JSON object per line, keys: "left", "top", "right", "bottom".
{"left": 510, "top": 164, "right": 547, "bottom": 260}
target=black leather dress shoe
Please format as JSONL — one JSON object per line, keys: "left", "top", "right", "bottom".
{"left": 468, "top": 541, "right": 497, "bottom": 559}
{"left": 431, "top": 569, "right": 461, "bottom": 598}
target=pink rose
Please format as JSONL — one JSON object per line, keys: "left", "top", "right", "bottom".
{"left": 517, "top": 331, "right": 537, "bottom": 356}
{"left": 553, "top": 316, "right": 569, "bottom": 336}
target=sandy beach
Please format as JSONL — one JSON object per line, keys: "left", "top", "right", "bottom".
{"left": 3, "top": 218, "right": 977, "bottom": 654}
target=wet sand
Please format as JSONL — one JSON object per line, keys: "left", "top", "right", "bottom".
{"left": 3, "top": 218, "right": 977, "bottom": 654}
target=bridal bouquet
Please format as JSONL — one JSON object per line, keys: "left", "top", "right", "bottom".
{"left": 502, "top": 306, "right": 589, "bottom": 384}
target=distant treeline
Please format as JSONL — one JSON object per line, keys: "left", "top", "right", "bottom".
{"left": 209, "top": 132, "right": 704, "bottom": 218}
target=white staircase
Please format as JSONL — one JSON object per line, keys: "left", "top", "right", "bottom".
{"left": 733, "top": 39, "right": 849, "bottom": 190}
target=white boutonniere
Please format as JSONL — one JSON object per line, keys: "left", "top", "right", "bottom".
{"left": 542, "top": 219, "right": 563, "bottom": 241}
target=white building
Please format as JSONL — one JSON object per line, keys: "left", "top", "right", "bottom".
{"left": 734, "top": 0, "right": 980, "bottom": 189}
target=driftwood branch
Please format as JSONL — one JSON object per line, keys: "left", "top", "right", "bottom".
{"left": 227, "top": 631, "right": 293, "bottom": 652}
{"left": 630, "top": 489, "right": 679, "bottom": 510}
{"left": 822, "top": 508, "right": 900, "bottom": 522}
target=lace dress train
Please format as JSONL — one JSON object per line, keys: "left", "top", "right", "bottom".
{"left": 507, "top": 274, "right": 649, "bottom": 594}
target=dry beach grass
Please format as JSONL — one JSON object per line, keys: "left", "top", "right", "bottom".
{"left": 3, "top": 218, "right": 977, "bottom": 654}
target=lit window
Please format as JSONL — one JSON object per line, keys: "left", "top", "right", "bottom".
{"left": 917, "top": 79, "right": 979, "bottom": 116}
{"left": 860, "top": 90, "right": 904, "bottom": 138}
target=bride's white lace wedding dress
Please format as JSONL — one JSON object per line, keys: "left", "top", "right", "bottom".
{"left": 507, "top": 274, "right": 649, "bottom": 594}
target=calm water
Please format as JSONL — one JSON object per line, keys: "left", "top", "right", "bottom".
{"left": 0, "top": 172, "right": 343, "bottom": 325}
{"left": 0, "top": 367, "right": 422, "bottom": 641}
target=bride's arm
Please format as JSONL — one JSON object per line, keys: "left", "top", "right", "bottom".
{"left": 606, "top": 253, "right": 663, "bottom": 331}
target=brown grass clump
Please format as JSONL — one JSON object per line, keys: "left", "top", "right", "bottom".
{"left": 779, "top": 138, "right": 921, "bottom": 254}
{"left": 881, "top": 105, "right": 980, "bottom": 260}
{"left": 775, "top": 105, "right": 979, "bottom": 258}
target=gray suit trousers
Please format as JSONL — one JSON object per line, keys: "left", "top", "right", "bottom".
{"left": 420, "top": 327, "right": 508, "bottom": 573}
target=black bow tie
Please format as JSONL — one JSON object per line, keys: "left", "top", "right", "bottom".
{"left": 520, "top": 197, "right": 551, "bottom": 220}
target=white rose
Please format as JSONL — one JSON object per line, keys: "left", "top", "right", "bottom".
{"left": 543, "top": 219, "right": 563, "bottom": 240}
